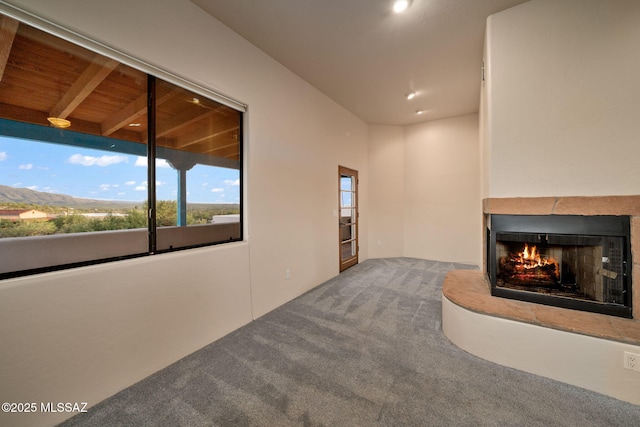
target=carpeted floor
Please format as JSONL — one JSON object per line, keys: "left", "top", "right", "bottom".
{"left": 59, "top": 257, "right": 640, "bottom": 426}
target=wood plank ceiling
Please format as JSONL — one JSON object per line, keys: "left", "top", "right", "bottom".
{"left": 0, "top": 14, "right": 240, "bottom": 162}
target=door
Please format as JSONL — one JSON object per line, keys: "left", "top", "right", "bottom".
{"left": 339, "top": 166, "right": 358, "bottom": 271}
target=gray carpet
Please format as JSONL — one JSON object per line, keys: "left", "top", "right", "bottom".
{"left": 59, "top": 257, "right": 640, "bottom": 426}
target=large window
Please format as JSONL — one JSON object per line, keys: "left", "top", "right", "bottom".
{"left": 0, "top": 11, "right": 243, "bottom": 278}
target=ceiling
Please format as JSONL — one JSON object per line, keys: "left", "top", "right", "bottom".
{"left": 0, "top": 15, "right": 241, "bottom": 166}
{"left": 191, "top": 0, "right": 528, "bottom": 126}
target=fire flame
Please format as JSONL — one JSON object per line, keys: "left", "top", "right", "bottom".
{"left": 517, "top": 243, "right": 554, "bottom": 269}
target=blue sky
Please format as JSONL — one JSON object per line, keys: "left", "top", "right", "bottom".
{"left": 0, "top": 136, "right": 240, "bottom": 204}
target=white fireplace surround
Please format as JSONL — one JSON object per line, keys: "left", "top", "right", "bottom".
{"left": 442, "top": 294, "right": 640, "bottom": 405}
{"left": 442, "top": 195, "right": 640, "bottom": 405}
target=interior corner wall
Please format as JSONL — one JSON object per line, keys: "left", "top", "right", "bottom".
{"left": 479, "top": 32, "right": 491, "bottom": 201}
{"left": 0, "top": 1, "right": 368, "bottom": 426}
{"left": 367, "top": 125, "right": 405, "bottom": 258}
{"left": 403, "top": 114, "right": 482, "bottom": 266}
{"left": 485, "top": 0, "right": 640, "bottom": 198}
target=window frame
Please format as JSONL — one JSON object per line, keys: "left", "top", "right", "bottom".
{"left": 0, "top": 4, "right": 246, "bottom": 279}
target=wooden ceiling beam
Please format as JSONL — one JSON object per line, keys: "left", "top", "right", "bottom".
{"left": 49, "top": 55, "right": 119, "bottom": 119}
{"left": 156, "top": 108, "right": 217, "bottom": 139}
{"left": 176, "top": 135, "right": 240, "bottom": 160}
{"left": 0, "top": 102, "right": 144, "bottom": 143}
{"left": 0, "top": 102, "right": 104, "bottom": 137}
{"left": 0, "top": 15, "right": 19, "bottom": 82}
{"left": 100, "top": 92, "right": 146, "bottom": 136}
{"left": 207, "top": 144, "right": 239, "bottom": 160}
{"left": 101, "top": 85, "right": 181, "bottom": 136}
{"left": 173, "top": 123, "right": 239, "bottom": 150}
{"left": 204, "top": 141, "right": 240, "bottom": 155}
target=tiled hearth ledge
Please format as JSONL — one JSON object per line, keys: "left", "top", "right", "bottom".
{"left": 442, "top": 271, "right": 640, "bottom": 346}
{"left": 484, "top": 195, "right": 640, "bottom": 321}
{"left": 442, "top": 269, "right": 640, "bottom": 404}
{"left": 482, "top": 195, "right": 640, "bottom": 217}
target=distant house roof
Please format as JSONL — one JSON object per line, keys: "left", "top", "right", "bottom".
{"left": 0, "top": 209, "right": 49, "bottom": 220}
{"left": 0, "top": 209, "right": 29, "bottom": 216}
{"left": 211, "top": 214, "right": 240, "bottom": 224}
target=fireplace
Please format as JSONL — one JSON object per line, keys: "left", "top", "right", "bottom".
{"left": 487, "top": 214, "right": 633, "bottom": 318}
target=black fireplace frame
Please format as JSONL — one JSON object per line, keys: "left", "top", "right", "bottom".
{"left": 487, "top": 214, "right": 632, "bottom": 318}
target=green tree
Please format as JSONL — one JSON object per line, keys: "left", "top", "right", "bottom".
{"left": 155, "top": 200, "right": 177, "bottom": 226}
{"left": 125, "top": 208, "right": 147, "bottom": 228}
{"left": 0, "top": 219, "right": 56, "bottom": 237}
{"left": 52, "top": 214, "right": 93, "bottom": 233}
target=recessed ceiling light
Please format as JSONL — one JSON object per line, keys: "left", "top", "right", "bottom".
{"left": 393, "top": 0, "right": 411, "bottom": 13}
{"left": 406, "top": 92, "right": 416, "bottom": 100}
{"left": 128, "top": 123, "right": 141, "bottom": 127}
{"left": 416, "top": 109, "right": 425, "bottom": 115}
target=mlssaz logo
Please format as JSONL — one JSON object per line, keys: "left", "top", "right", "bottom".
{"left": 40, "top": 402, "right": 88, "bottom": 413}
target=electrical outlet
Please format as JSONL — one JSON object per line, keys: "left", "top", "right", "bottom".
{"left": 623, "top": 351, "right": 640, "bottom": 372}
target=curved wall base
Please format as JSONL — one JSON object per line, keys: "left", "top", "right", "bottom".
{"left": 442, "top": 295, "right": 640, "bottom": 405}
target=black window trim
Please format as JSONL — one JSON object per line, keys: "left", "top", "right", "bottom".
{"left": 0, "top": 3, "right": 246, "bottom": 279}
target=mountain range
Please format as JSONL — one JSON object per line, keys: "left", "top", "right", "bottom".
{"left": 0, "top": 185, "right": 238, "bottom": 211}
{"left": 0, "top": 185, "right": 138, "bottom": 210}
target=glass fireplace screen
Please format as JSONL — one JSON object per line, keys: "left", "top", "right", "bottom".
{"left": 488, "top": 215, "right": 632, "bottom": 318}
{"left": 495, "top": 233, "right": 625, "bottom": 304}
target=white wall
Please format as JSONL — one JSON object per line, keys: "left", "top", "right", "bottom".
{"left": 368, "top": 125, "right": 405, "bottom": 258}
{"left": 0, "top": 1, "right": 368, "bottom": 426}
{"left": 0, "top": 245, "right": 252, "bottom": 427}
{"left": 484, "top": 0, "right": 640, "bottom": 198}
{"left": 404, "top": 114, "right": 482, "bottom": 266}
{"left": 479, "top": 35, "right": 491, "bottom": 201}
{"left": 367, "top": 116, "right": 482, "bottom": 266}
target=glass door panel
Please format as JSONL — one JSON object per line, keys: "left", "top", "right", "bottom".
{"left": 339, "top": 166, "right": 358, "bottom": 271}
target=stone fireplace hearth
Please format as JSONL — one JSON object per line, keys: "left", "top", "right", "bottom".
{"left": 441, "top": 195, "right": 640, "bottom": 405}
{"left": 443, "top": 270, "right": 640, "bottom": 345}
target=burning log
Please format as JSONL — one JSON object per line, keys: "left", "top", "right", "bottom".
{"left": 499, "top": 258, "right": 559, "bottom": 286}
{"left": 498, "top": 243, "right": 559, "bottom": 287}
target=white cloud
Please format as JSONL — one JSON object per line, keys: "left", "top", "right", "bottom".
{"left": 134, "top": 157, "right": 170, "bottom": 168}
{"left": 68, "top": 154, "right": 128, "bottom": 167}
{"left": 224, "top": 179, "right": 240, "bottom": 186}
{"left": 27, "top": 185, "right": 38, "bottom": 191}
{"left": 0, "top": 152, "right": 7, "bottom": 161}
{"left": 19, "top": 164, "right": 33, "bottom": 170}
{"left": 133, "top": 180, "right": 164, "bottom": 191}
{"left": 125, "top": 180, "right": 136, "bottom": 186}
{"left": 99, "top": 184, "right": 111, "bottom": 191}
{"left": 211, "top": 188, "right": 224, "bottom": 193}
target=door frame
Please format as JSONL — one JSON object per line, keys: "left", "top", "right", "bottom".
{"left": 338, "top": 165, "right": 358, "bottom": 272}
